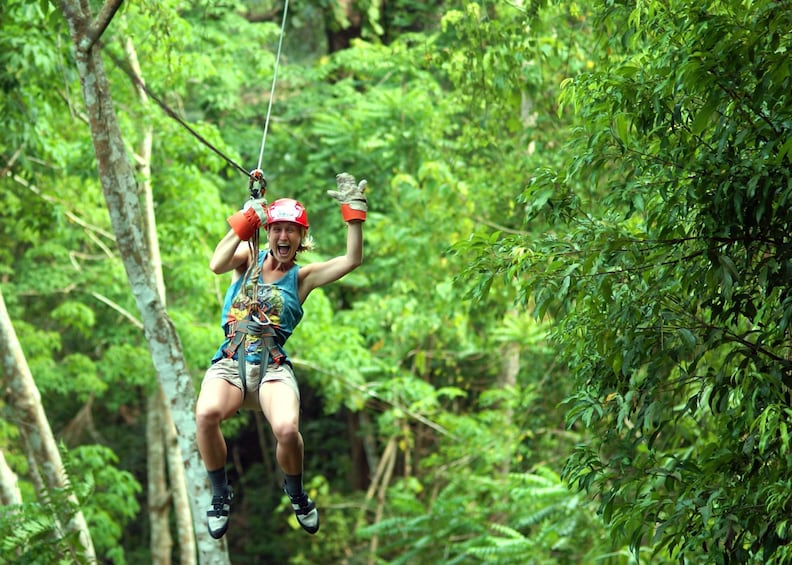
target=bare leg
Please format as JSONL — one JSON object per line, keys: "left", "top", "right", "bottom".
{"left": 259, "top": 380, "right": 303, "bottom": 475}
{"left": 197, "top": 377, "right": 243, "bottom": 539}
{"left": 195, "top": 378, "right": 244, "bottom": 470}
{"left": 260, "top": 378, "right": 320, "bottom": 534}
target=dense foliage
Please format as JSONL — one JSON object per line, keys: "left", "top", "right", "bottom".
{"left": 2, "top": 0, "right": 789, "bottom": 563}
{"left": 457, "top": 0, "right": 792, "bottom": 562}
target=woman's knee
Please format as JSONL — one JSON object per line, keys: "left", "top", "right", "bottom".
{"left": 195, "top": 403, "right": 224, "bottom": 429}
{"left": 271, "top": 421, "right": 300, "bottom": 444}
{"left": 196, "top": 379, "right": 242, "bottom": 426}
{"left": 195, "top": 391, "right": 233, "bottom": 428}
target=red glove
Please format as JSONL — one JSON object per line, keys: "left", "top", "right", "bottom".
{"left": 227, "top": 199, "right": 267, "bottom": 241}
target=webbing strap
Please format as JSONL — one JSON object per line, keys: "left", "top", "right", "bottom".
{"left": 223, "top": 317, "right": 286, "bottom": 399}
{"left": 224, "top": 245, "right": 288, "bottom": 397}
{"left": 223, "top": 319, "right": 285, "bottom": 364}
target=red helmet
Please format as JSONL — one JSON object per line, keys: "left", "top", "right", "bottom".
{"left": 266, "top": 198, "right": 309, "bottom": 228}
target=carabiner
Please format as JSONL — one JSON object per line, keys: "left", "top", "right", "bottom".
{"left": 248, "top": 169, "right": 268, "bottom": 199}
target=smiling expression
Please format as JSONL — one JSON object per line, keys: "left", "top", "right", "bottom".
{"left": 267, "top": 222, "right": 303, "bottom": 266}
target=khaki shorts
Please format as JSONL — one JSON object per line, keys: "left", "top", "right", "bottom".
{"left": 202, "top": 357, "right": 300, "bottom": 411}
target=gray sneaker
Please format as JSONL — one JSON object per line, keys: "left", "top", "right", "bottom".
{"left": 207, "top": 486, "right": 234, "bottom": 539}
{"left": 285, "top": 487, "right": 319, "bottom": 534}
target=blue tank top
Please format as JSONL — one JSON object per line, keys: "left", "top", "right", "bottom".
{"left": 211, "top": 251, "right": 304, "bottom": 364}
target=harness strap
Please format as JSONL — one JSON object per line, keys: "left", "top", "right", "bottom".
{"left": 256, "top": 320, "right": 286, "bottom": 365}
{"left": 223, "top": 316, "right": 286, "bottom": 398}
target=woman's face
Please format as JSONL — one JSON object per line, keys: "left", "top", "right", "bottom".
{"left": 267, "top": 222, "right": 302, "bottom": 264}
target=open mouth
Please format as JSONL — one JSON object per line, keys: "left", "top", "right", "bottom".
{"left": 276, "top": 244, "right": 292, "bottom": 258}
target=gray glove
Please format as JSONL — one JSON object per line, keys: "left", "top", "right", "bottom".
{"left": 328, "top": 172, "right": 368, "bottom": 222}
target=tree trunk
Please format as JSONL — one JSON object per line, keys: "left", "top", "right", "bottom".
{"left": 345, "top": 410, "right": 371, "bottom": 490}
{"left": 164, "top": 398, "right": 197, "bottom": 565}
{"left": 0, "top": 289, "right": 96, "bottom": 561}
{"left": 57, "top": 2, "right": 226, "bottom": 562}
{"left": 0, "top": 448, "right": 22, "bottom": 506}
{"left": 497, "top": 340, "right": 520, "bottom": 476}
{"left": 326, "top": 0, "right": 362, "bottom": 52}
{"left": 147, "top": 389, "right": 173, "bottom": 565}
{"left": 123, "top": 32, "right": 196, "bottom": 565}
{"left": 360, "top": 436, "right": 397, "bottom": 565}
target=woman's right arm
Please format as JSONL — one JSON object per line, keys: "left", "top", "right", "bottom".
{"left": 209, "top": 229, "right": 250, "bottom": 275}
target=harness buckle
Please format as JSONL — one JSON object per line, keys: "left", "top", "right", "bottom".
{"left": 252, "top": 312, "right": 272, "bottom": 326}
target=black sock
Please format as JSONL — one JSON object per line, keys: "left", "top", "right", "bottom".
{"left": 208, "top": 467, "right": 229, "bottom": 497}
{"left": 284, "top": 473, "right": 303, "bottom": 497}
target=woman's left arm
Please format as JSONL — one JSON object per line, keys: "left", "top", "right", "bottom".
{"left": 298, "top": 220, "right": 363, "bottom": 302}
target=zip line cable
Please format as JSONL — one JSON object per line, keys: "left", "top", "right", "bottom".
{"left": 257, "top": 0, "right": 289, "bottom": 172}
{"left": 103, "top": 46, "right": 249, "bottom": 177}
{"left": 101, "top": 1, "right": 290, "bottom": 182}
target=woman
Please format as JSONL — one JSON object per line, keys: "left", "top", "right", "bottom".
{"left": 195, "top": 173, "right": 368, "bottom": 539}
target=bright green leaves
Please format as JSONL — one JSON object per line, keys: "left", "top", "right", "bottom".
{"left": 290, "top": 288, "right": 373, "bottom": 413}
{"left": 611, "top": 112, "right": 632, "bottom": 149}
{"left": 67, "top": 445, "right": 141, "bottom": 562}
{"left": 362, "top": 457, "right": 610, "bottom": 563}
{"left": 50, "top": 301, "right": 96, "bottom": 337}
{"left": 0, "top": 0, "right": 67, "bottom": 159}
{"left": 753, "top": 404, "right": 792, "bottom": 457}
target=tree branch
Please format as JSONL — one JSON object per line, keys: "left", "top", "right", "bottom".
{"left": 91, "top": 291, "right": 144, "bottom": 330}
{"left": 81, "top": 0, "right": 124, "bottom": 53}
{"left": 0, "top": 146, "right": 22, "bottom": 179}
{"left": 11, "top": 174, "right": 116, "bottom": 256}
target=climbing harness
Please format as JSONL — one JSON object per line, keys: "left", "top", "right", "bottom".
{"left": 222, "top": 310, "right": 286, "bottom": 398}
{"left": 223, "top": 168, "right": 273, "bottom": 396}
